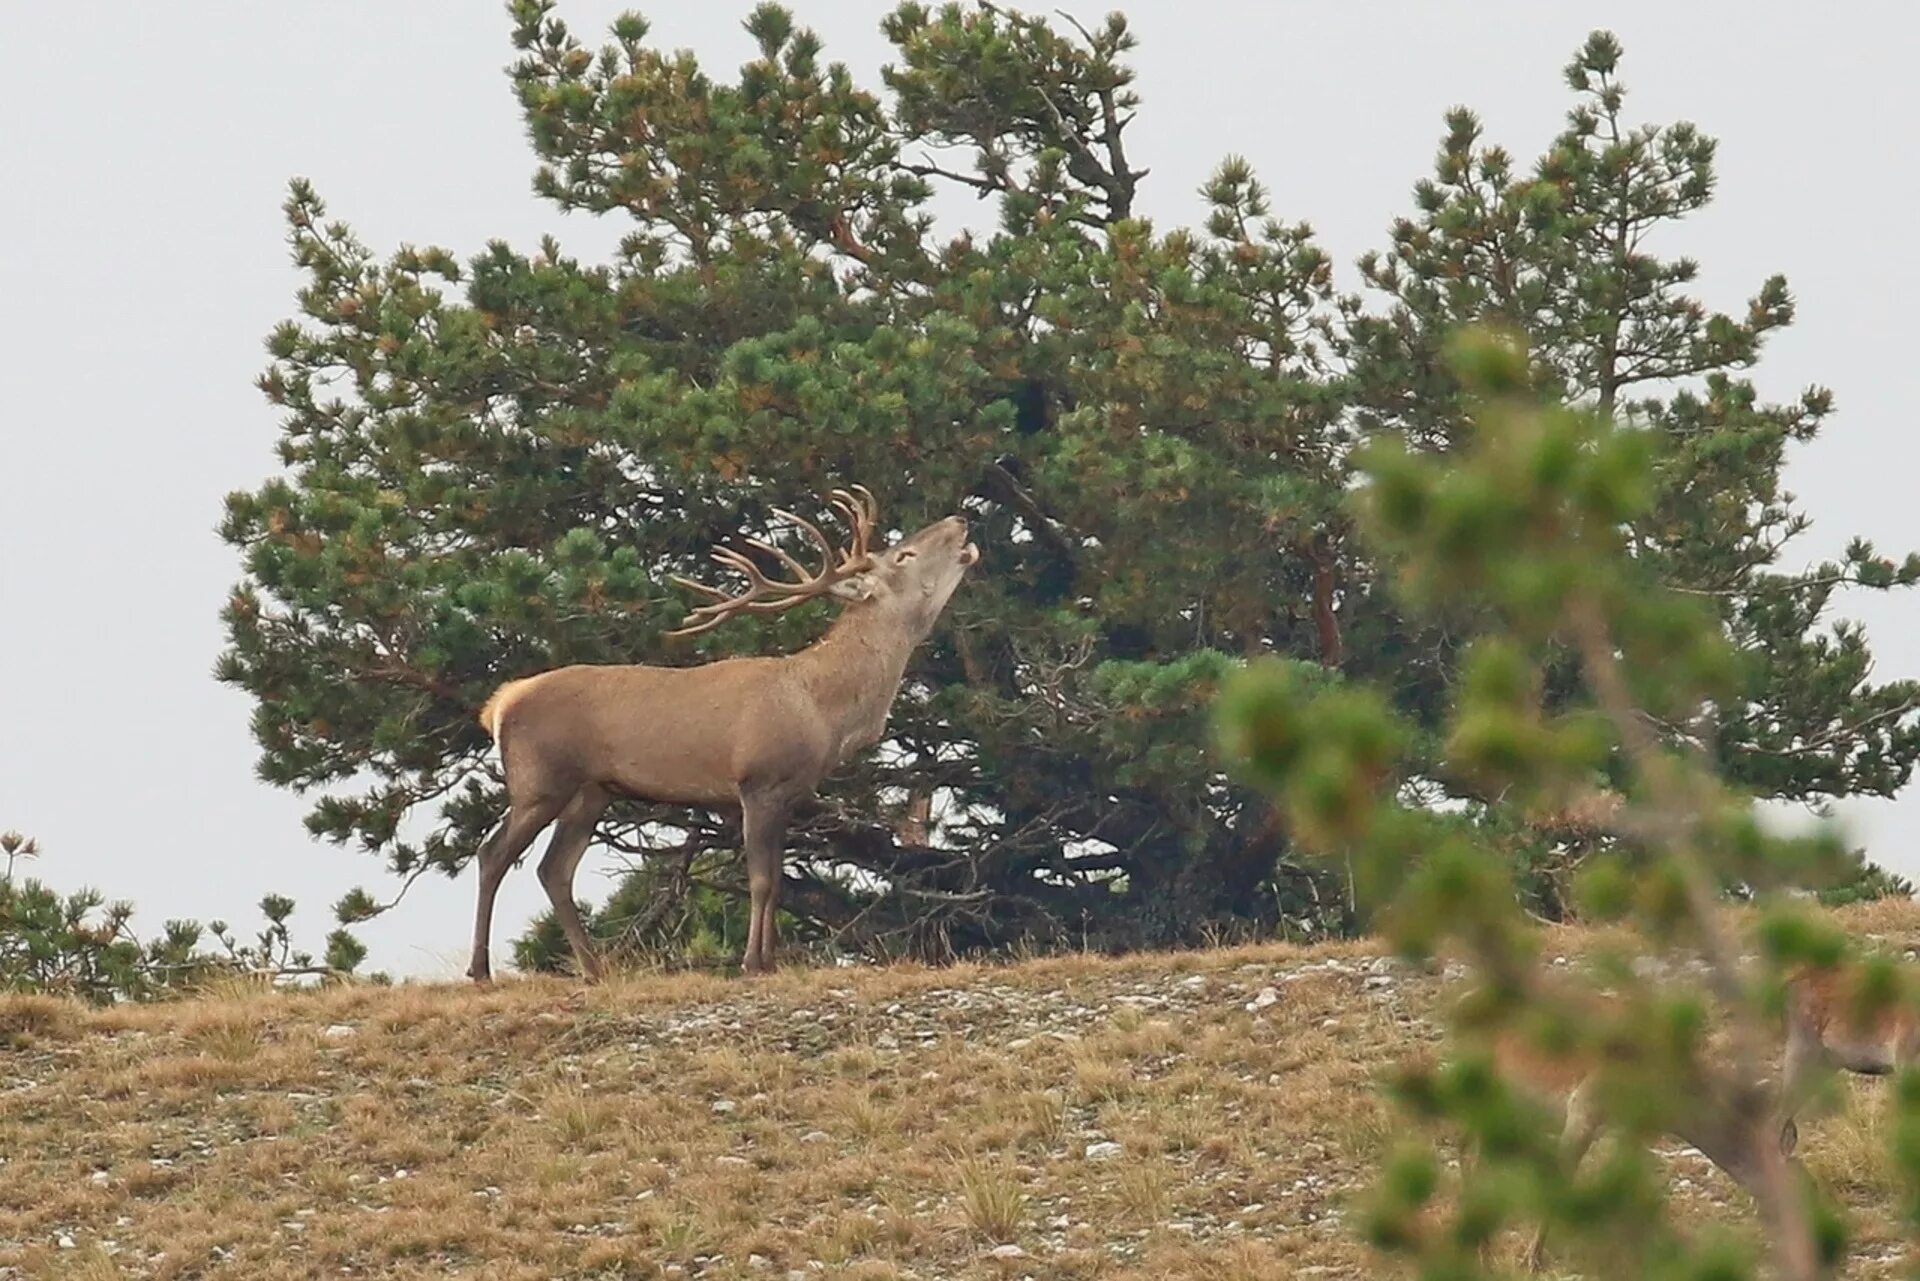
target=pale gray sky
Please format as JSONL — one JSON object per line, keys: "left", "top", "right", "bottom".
{"left": 1, "top": 3, "right": 1913, "bottom": 978}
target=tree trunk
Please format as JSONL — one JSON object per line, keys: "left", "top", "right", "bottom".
{"left": 1311, "top": 533, "right": 1344, "bottom": 668}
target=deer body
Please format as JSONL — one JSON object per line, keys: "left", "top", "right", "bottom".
{"left": 481, "top": 622, "right": 914, "bottom": 809}
{"left": 466, "top": 490, "right": 977, "bottom": 983}
{"left": 1777, "top": 966, "right": 1920, "bottom": 1155}
{"left": 1492, "top": 1034, "right": 1795, "bottom": 1272}
{"left": 1488, "top": 966, "right": 1915, "bottom": 1271}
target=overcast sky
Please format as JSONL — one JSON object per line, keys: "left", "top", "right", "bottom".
{"left": 2, "top": 3, "right": 1913, "bottom": 979}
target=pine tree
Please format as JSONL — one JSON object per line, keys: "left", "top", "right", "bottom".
{"left": 0, "top": 832, "right": 364, "bottom": 1003}
{"left": 1342, "top": 32, "right": 1920, "bottom": 910}
{"left": 220, "top": 0, "right": 1356, "bottom": 962}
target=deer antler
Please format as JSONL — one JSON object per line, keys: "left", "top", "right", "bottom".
{"left": 666, "top": 486, "right": 882, "bottom": 638}
{"left": 827, "top": 484, "right": 879, "bottom": 565}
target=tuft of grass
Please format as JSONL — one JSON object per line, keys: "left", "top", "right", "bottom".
{"left": 837, "top": 1089, "right": 891, "bottom": 1141}
{"left": 1115, "top": 1159, "right": 1172, "bottom": 1224}
{"left": 0, "top": 992, "right": 80, "bottom": 1047}
{"left": 1803, "top": 1079, "right": 1900, "bottom": 1202}
{"left": 192, "top": 1015, "right": 264, "bottom": 1063}
{"left": 189, "top": 970, "right": 280, "bottom": 1005}
{"left": 51, "top": 1243, "right": 122, "bottom": 1281}
{"left": 539, "top": 1084, "right": 625, "bottom": 1148}
{"left": 954, "top": 1155, "right": 1029, "bottom": 1243}
{"left": 1013, "top": 1089, "right": 1066, "bottom": 1149}
{"left": 1069, "top": 1044, "right": 1136, "bottom": 1104}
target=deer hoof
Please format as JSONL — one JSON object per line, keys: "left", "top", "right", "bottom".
{"left": 1780, "top": 1120, "right": 1799, "bottom": 1156}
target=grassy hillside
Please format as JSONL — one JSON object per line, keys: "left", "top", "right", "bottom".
{"left": 5, "top": 901, "right": 1920, "bottom": 1281}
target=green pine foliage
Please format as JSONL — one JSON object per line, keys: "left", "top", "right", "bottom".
{"left": 512, "top": 851, "right": 752, "bottom": 974}
{"left": 1344, "top": 33, "right": 1920, "bottom": 876}
{"left": 0, "top": 832, "right": 366, "bottom": 1004}
{"left": 1219, "top": 329, "right": 1920, "bottom": 1280}
{"left": 219, "top": 7, "right": 1917, "bottom": 967}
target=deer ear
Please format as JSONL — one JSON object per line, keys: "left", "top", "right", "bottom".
{"left": 828, "top": 574, "right": 876, "bottom": 602}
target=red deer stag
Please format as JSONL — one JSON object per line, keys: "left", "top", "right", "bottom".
{"left": 1492, "top": 1016, "right": 1791, "bottom": 1272}
{"left": 1493, "top": 962, "right": 1917, "bottom": 1272}
{"left": 467, "top": 486, "right": 979, "bottom": 982}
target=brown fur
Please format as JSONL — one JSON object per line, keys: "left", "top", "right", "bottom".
{"left": 1475, "top": 965, "right": 1919, "bottom": 1270}
{"left": 1778, "top": 963, "right": 1920, "bottom": 1154}
{"left": 464, "top": 506, "right": 979, "bottom": 983}
{"left": 1481, "top": 984, "right": 1791, "bottom": 1271}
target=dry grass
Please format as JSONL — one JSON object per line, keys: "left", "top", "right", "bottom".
{"left": 954, "top": 1155, "right": 1029, "bottom": 1242}
{"left": 0, "top": 902, "right": 1917, "bottom": 1279}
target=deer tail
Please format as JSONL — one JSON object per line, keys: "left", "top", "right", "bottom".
{"left": 478, "top": 677, "right": 535, "bottom": 743}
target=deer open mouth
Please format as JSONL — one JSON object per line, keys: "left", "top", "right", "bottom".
{"left": 959, "top": 542, "right": 980, "bottom": 567}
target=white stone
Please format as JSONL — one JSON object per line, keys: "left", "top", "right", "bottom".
{"left": 321, "top": 1024, "right": 356, "bottom": 1040}
{"left": 711, "top": 1100, "right": 738, "bottom": 1115}
{"left": 987, "top": 1243, "right": 1027, "bottom": 1259}
{"left": 1245, "top": 987, "right": 1280, "bottom": 1012}
{"left": 1084, "top": 1141, "right": 1123, "bottom": 1161}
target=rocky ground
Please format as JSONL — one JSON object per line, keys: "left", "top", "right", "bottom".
{"left": 3, "top": 902, "right": 1918, "bottom": 1279}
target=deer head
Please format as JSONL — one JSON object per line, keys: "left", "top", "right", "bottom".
{"left": 667, "top": 486, "right": 978, "bottom": 638}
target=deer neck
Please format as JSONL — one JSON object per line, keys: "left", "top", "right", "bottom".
{"left": 789, "top": 606, "right": 922, "bottom": 762}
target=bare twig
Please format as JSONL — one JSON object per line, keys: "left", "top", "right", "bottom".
{"left": 1565, "top": 592, "right": 1820, "bottom": 1281}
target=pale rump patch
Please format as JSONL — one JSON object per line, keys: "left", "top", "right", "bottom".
{"left": 478, "top": 676, "right": 539, "bottom": 743}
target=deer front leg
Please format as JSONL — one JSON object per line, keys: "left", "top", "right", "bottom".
{"left": 1776, "top": 1014, "right": 1825, "bottom": 1156}
{"left": 740, "top": 792, "right": 793, "bottom": 976}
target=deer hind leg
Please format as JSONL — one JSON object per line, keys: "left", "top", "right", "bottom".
{"left": 535, "top": 785, "right": 612, "bottom": 983}
{"left": 739, "top": 791, "right": 793, "bottom": 976}
{"left": 1523, "top": 1079, "right": 1604, "bottom": 1272}
{"left": 468, "top": 793, "right": 569, "bottom": 983}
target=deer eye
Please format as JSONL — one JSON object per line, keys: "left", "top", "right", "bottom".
{"left": 894, "top": 548, "right": 918, "bottom": 564}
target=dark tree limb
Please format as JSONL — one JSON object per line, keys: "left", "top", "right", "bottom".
{"left": 1310, "top": 530, "right": 1344, "bottom": 669}
{"left": 979, "top": 457, "right": 1077, "bottom": 566}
